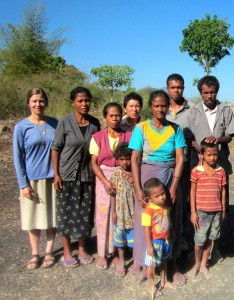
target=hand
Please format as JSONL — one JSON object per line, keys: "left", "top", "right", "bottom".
{"left": 112, "top": 212, "right": 117, "bottom": 224}
{"left": 169, "top": 186, "right": 177, "bottom": 204}
{"left": 205, "top": 136, "right": 219, "bottom": 144}
{"left": 147, "top": 245, "right": 155, "bottom": 257}
{"left": 22, "top": 186, "right": 34, "bottom": 200}
{"left": 54, "top": 174, "right": 63, "bottom": 191}
{"left": 222, "top": 211, "right": 226, "bottom": 222}
{"left": 191, "top": 212, "right": 199, "bottom": 230}
{"left": 103, "top": 180, "right": 116, "bottom": 195}
{"left": 136, "top": 189, "right": 147, "bottom": 207}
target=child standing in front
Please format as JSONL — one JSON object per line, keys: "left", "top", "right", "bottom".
{"left": 189, "top": 140, "right": 226, "bottom": 280}
{"left": 110, "top": 142, "right": 135, "bottom": 276}
{"left": 142, "top": 178, "right": 177, "bottom": 298}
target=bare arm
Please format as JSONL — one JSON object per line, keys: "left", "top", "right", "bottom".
{"left": 190, "top": 181, "right": 198, "bottom": 229}
{"left": 91, "top": 155, "right": 116, "bottom": 195}
{"left": 221, "top": 185, "right": 226, "bottom": 221}
{"left": 131, "top": 150, "right": 147, "bottom": 206}
{"left": 170, "top": 147, "right": 184, "bottom": 203}
{"left": 110, "top": 195, "right": 117, "bottom": 224}
{"left": 144, "top": 226, "right": 154, "bottom": 256}
{"left": 51, "top": 149, "right": 63, "bottom": 191}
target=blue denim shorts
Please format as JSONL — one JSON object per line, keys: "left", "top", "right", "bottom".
{"left": 194, "top": 210, "right": 221, "bottom": 246}
{"left": 144, "top": 238, "right": 172, "bottom": 267}
{"left": 113, "top": 225, "right": 134, "bottom": 248}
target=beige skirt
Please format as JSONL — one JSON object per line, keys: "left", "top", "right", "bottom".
{"left": 20, "top": 178, "right": 57, "bottom": 230}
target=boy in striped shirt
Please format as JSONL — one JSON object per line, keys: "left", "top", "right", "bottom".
{"left": 189, "top": 140, "right": 226, "bottom": 279}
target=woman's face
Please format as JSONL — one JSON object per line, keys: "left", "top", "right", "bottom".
{"left": 28, "top": 94, "right": 47, "bottom": 116}
{"left": 105, "top": 106, "right": 122, "bottom": 129}
{"left": 150, "top": 96, "right": 169, "bottom": 121}
{"left": 72, "top": 92, "right": 91, "bottom": 115}
{"left": 124, "top": 99, "right": 142, "bottom": 121}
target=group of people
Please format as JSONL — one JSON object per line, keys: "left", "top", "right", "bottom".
{"left": 13, "top": 74, "right": 234, "bottom": 297}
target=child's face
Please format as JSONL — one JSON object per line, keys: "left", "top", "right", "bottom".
{"left": 118, "top": 155, "right": 131, "bottom": 171}
{"left": 202, "top": 147, "right": 218, "bottom": 167}
{"left": 148, "top": 185, "right": 166, "bottom": 206}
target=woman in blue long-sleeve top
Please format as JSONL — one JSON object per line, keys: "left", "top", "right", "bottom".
{"left": 13, "top": 88, "right": 58, "bottom": 270}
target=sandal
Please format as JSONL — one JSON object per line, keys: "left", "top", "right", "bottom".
{"left": 78, "top": 254, "right": 94, "bottom": 265}
{"left": 115, "top": 266, "right": 126, "bottom": 277}
{"left": 60, "top": 256, "right": 79, "bottom": 268}
{"left": 42, "top": 252, "right": 55, "bottom": 269}
{"left": 26, "top": 255, "right": 41, "bottom": 270}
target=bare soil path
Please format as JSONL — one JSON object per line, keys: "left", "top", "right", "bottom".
{"left": 1, "top": 122, "right": 234, "bottom": 300}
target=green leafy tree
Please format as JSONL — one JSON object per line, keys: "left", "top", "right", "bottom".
{"left": 180, "top": 14, "right": 234, "bottom": 75}
{"left": 90, "top": 65, "right": 134, "bottom": 100}
{"left": 0, "top": 2, "right": 66, "bottom": 75}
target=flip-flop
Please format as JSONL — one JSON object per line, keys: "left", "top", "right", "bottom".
{"left": 78, "top": 254, "right": 94, "bottom": 265}
{"left": 42, "top": 252, "right": 55, "bottom": 269}
{"left": 115, "top": 266, "right": 126, "bottom": 277}
{"left": 60, "top": 256, "right": 79, "bottom": 268}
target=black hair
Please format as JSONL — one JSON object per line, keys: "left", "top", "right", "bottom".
{"left": 113, "top": 142, "right": 132, "bottom": 160}
{"left": 166, "top": 73, "right": 184, "bottom": 86}
{"left": 148, "top": 90, "right": 170, "bottom": 107}
{"left": 143, "top": 178, "right": 164, "bottom": 197}
{"left": 70, "top": 87, "right": 92, "bottom": 101}
{"left": 103, "top": 102, "right": 123, "bottom": 118}
{"left": 200, "top": 139, "right": 219, "bottom": 154}
{"left": 123, "top": 92, "right": 143, "bottom": 108}
{"left": 197, "top": 76, "right": 220, "bottom": 94}
{"left": 27, "top": 88, "right": 48, "bottom": 106}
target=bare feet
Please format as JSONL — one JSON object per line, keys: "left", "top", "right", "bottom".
{"left": 172, "top": 272, "right": 187, "bottom": 286}
{"left": 162, "top": 281, "right": 177, "bottom": 290}
{"left": 187, "top": 265, "right": 200, "bottom": 278}
{"left": 148, "top": 279, "right": 163, "bottom": 298}
{"left": 96, "top": 257, "right": 108, "bottom": 270}
{"left": 200, "top": 266, "right": 213, "bottom": 279}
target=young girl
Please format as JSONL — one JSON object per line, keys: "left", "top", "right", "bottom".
{"left": 110, "top": 142, "right": 135, "bottom": 276}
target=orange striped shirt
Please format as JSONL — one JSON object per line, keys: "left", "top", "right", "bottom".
{"left": 190, "top": 165, "right": 227, "bottom": 212}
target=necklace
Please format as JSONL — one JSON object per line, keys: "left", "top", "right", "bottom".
{"left": 29, "top": 117, "right": 47, "bottom": 148}
{"left": 34, "top": 123, "right": 47, "bottom": 148}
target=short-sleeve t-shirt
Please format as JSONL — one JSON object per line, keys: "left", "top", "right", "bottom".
{"left": 142, "top": 202, "right": 171, "bottom": 240}
{"left": 128, "top": 120, "right": 186, "bottom": 162}
{"left": 190, "top": 165, "right": 227, "bottom": 212}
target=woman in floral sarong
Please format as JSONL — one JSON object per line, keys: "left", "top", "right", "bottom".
{"left": 90, "top": 102, "right": 131, "bottom": 269}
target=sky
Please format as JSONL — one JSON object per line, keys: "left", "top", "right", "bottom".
{"left": 1, "top": 0, "right": 234, "bottom": 102}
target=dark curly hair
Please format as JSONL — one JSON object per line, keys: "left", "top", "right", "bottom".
{"left": 113, "top": 142, "right": 132, "bottom": 160}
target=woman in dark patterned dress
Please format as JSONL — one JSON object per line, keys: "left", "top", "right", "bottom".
{"left": 52, "top": 87, "right": 100, "bottom": 267}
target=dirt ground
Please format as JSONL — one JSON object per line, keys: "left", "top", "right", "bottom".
{"left": 1, "top": 122, "right": 234, "bottom": 300}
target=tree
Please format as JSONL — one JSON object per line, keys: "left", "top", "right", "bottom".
{"left": 90, "top": 65, "right": 134, "bottom": 100}
{"left": 180, "top": 14, "right": 234, "bottom": 75}
{"left": 0, "top": 2, "right": 66, "bottom": 75}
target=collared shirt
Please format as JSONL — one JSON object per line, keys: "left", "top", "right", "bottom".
{"left": 202, "top": 102, "right": 217, "bottom": 132}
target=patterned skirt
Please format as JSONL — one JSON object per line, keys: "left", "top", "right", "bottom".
{"left": 56, "top": 179, "right": 95, "bottom": 240}
{"left": 95, "top": 165, "right": 119, "bottom": 258}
